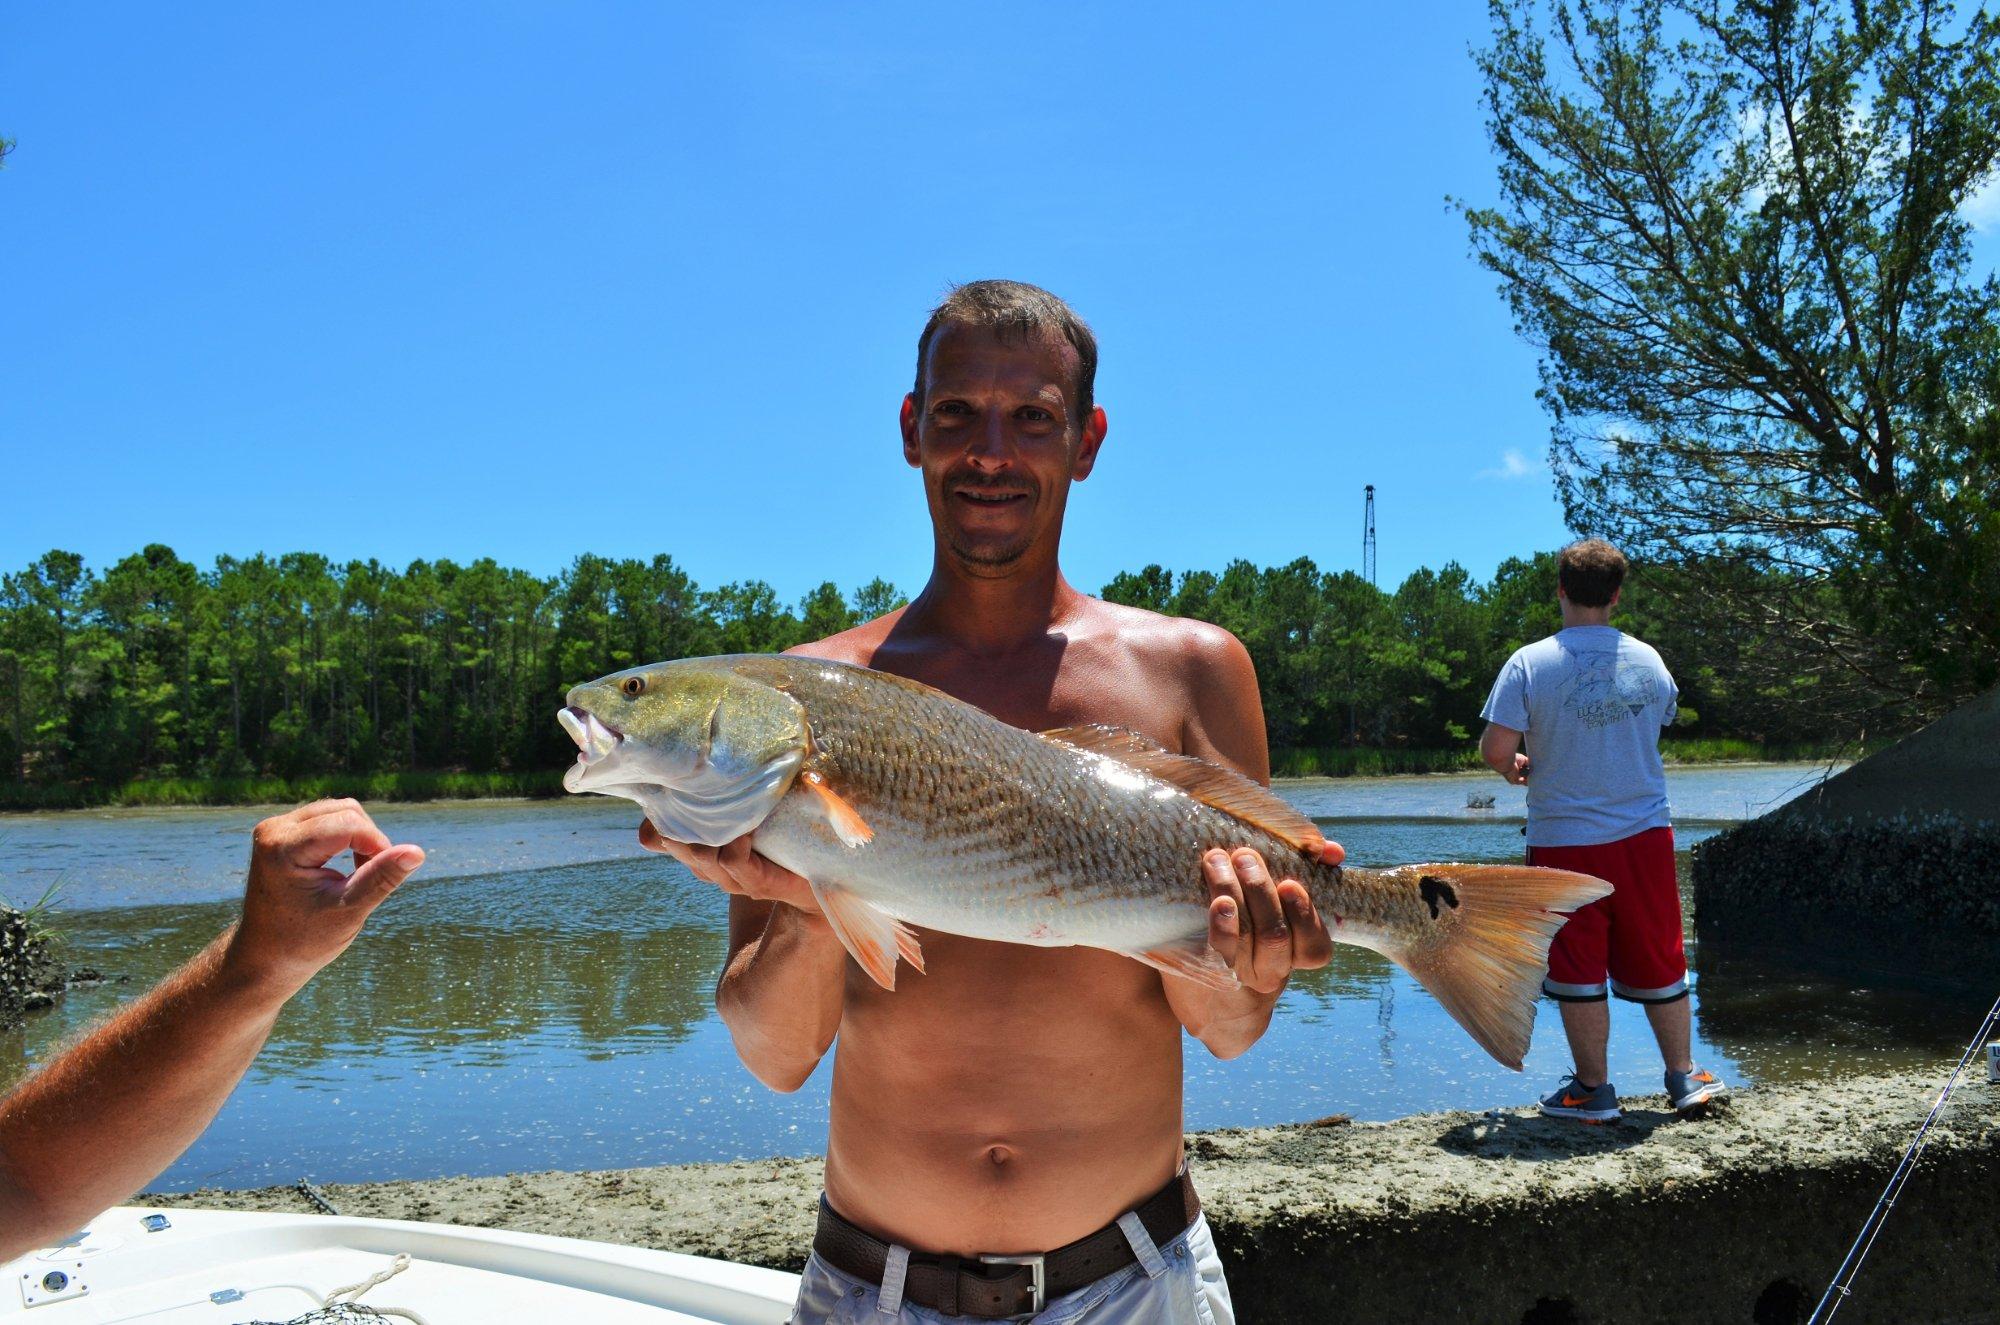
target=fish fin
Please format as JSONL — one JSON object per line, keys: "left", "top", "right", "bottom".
{"left": 893, "top": 922, "right": 927, "bottom": 975}
{"left": 808, "top": 882, "right": 923, "bottom": 989}
{"left": 1131, "top": 934, "right": 1239, "bottom": 991}
{"left": 1039, "top": 724, "right": 1168, "bottom": 759}
{"left": 1039, "top": 725, "right": 1326, "bottom": 856}
{"left": 1371, "top": 864, "right": 1612, "bottom": 1071}
{"left": 801, "top": 770, "right": 874, "bottom": 848}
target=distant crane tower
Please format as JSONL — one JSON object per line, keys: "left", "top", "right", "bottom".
{"left": 1362, "top": 484, "right": 1377, "bottom": 586}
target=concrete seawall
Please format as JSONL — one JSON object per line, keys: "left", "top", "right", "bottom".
{"left": 146, "top": 1069, "right": 1999, "bottom": 1323}
{"left": 1693, "top": 685, "right": 2000, "bottom": 997}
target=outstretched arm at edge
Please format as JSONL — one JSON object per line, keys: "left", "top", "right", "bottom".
{"left": 0, "top": 933, "right": 289, "bottom": 1255}
{"left": 0, "top": 800, "right": 423, "bottom": 1261}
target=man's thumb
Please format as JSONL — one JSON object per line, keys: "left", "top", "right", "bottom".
{"left": 345, "top": 844, "right": 426, "bottom": 910}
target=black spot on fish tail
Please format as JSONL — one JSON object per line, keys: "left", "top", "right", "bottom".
{"left": 1418, "top": 874, "right": 1461, "bottom": 921}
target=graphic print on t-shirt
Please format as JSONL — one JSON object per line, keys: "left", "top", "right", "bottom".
{"left": 1558, "top": 648, "right": 1663, "bottom": 730}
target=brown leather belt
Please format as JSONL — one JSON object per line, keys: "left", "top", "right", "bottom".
{"left": 811, "top": 1169, "right": 1200, "bottom": 1318}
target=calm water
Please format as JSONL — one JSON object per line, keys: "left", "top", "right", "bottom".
{"left": 2, "top": 764, "right": 1978, "bottom": 1192}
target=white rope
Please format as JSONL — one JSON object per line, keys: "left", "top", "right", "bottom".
{"left": 316, "top": 1252, "right": 431, "bottom": 1325}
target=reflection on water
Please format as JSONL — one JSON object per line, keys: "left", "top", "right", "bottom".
{"left": 6, "top": 761, "right": 1971, "bottom": 1192}
{"left": 3, "top": 856, "right": 833, "bottom": 1189}
{"left": 1685, "top": 947, "right": 1982, "bottom": 1081}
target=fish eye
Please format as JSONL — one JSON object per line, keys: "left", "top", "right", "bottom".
{"left": 621, "top": 676, "right": 646, "bottom": 698}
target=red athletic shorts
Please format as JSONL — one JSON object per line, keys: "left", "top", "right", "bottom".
{"left": 1528, "top": 826, "right": 1686, "bottom": 1003}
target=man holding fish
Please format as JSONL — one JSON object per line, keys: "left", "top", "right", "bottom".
{"left": 600, "top": 282, "right": 1605, "bottom": 1322}
{"left": 638, "top": 281, "right": 1301, "bottom": 1322}
{"left": 0, "top": 281, "right": 1600, "bottom": 1316}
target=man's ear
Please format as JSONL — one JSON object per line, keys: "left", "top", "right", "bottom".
{"left": 900, "top": 395, "right": 920, "bottom": 467}
{"left": 1071, "top": 405, "right": 1108, "bottom": 481}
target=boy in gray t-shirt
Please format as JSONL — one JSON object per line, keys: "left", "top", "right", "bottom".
{"left": 1482, "top": 626, "right": 1675, "bottom": 849}
{"left": 1478, "top": 539, "right": 1724, "bottom": 1122}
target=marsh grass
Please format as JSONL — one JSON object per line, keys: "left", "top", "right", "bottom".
{"left": 9, "top": 881, "right": 64, "bottom": 948}
{"left": 1271, "top": 747, "right": 1486, "bottom": 778}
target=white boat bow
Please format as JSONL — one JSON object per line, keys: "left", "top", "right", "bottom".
{"left": 1, "top": 1206, "right": 799, "bottom": 1323}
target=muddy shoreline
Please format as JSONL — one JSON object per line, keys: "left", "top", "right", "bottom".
{"left": 143, "top": 1068, "right": 1998, "bottom": 1323}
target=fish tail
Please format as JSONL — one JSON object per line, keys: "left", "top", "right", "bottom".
{"left": 1353, "top": 863, "right": 1611, "bottom": 1071}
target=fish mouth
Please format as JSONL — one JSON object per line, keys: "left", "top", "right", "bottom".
{"left": 559, "top": 706, "right": 624, "bottom": 789}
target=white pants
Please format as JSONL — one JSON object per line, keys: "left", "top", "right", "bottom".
{"left": 788, "top": 1210, "right": 1233, "bottom": 1324}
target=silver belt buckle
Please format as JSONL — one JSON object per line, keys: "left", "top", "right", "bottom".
{"left": 978, "top": 1252, "right": 1046, "bottom": 1313}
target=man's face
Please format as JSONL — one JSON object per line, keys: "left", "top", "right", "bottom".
{"left": 901, "top": 322, "right": 1107, "bottom": 574}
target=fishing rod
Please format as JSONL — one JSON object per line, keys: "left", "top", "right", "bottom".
{"left": 1807, "top": 987, "right": 2000, "bottom": 1324}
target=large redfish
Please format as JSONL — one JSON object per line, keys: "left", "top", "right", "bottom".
{"left": 557, "top": 654, "right": 1608, "bottom": 1069}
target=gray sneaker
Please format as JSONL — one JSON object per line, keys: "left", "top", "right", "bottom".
{"left": 1665, "top": 1065, "right": 1726, "bottom": 1111}
{"left": 1538, "top": 1074, "right": 1621, "bottom": 1122}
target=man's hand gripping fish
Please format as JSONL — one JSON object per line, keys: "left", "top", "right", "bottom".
{"left": 558, "top": 655, "right": 1609, "bottom": 1069}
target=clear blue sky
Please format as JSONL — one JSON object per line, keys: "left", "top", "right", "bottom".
{"left": 7, "top": 4, "right": 1987, "bottom": 605}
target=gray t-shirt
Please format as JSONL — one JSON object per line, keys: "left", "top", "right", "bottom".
{"left": 1479, "top": 626, "right": 1677, "bottom": 847}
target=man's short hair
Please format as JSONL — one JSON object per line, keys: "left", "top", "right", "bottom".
{"left": 1557, "top": 538, "right": 1628, "bottom": 607}
{"left": 913, "top": 280, "right": 1098, "bottom": 421}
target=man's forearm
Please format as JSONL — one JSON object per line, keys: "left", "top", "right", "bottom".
{"left": 1172, "top": 983, "right": 1281, "bottom": 1061}
{"left": 716, "top": 905, "right": 847, "bottom": 1092}
{"left": 0, "top": 929, "right": 294, "bottom": 1260}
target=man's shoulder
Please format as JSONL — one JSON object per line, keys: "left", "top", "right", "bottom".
{"left": 785, "top": 608, "right": 908, "bottom": 668}
{"left": 1079, "top": 597, "right": 1250, "bottom": 678}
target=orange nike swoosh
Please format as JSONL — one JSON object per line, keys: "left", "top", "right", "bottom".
{"left": 1561, "top": 1093, "right": 1592, "bottom": 1107}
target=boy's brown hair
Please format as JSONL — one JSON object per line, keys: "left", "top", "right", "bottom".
{"left": 1557, "top": 538, "right": 1627, "bottom": 608}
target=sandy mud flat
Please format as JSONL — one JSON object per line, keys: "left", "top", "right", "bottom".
{"left": 146, "top": 1068, "right": 1997, "bottom": 1324}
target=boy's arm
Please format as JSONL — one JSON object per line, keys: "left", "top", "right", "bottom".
{"left": 1482, "top": 722, "right": 1530, "bottom": 784}
{"left": 1480, "top": 653, "right": 1531, "bottom": 783}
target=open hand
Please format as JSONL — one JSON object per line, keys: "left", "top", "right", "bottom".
{"left": 224, "top": 798, "right": 425, "bottom": 994}
{"left": 1201, "top": 846, "right": 1338, "bottom": 994}
{"left": 638, "top": 820, "right": 823, "bottom": 917}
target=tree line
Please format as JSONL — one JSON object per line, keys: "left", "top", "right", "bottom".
{"left": 1466, "top": 0, "right": 2000, "bottom": 722}
{"left": 0, "top": 547, "right": 903, "bottom": 788}
{"left": 0, "top": 544, "right": 1908, "bottom": 796}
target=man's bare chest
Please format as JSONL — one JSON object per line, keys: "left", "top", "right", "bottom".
{"left": 910, "top": 665, "right": 1184, "bottom": 752}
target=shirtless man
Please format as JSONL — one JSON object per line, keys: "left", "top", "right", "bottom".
{"left": 642, "top": 281, "right": 1341, "bottom": 1322}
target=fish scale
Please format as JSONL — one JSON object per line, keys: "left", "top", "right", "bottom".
{"left": 763, "top": 656, "right": 1370, "bottom": 933}
{"left": 560, "top": 653, "right": 1613, "bottom": 1069}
